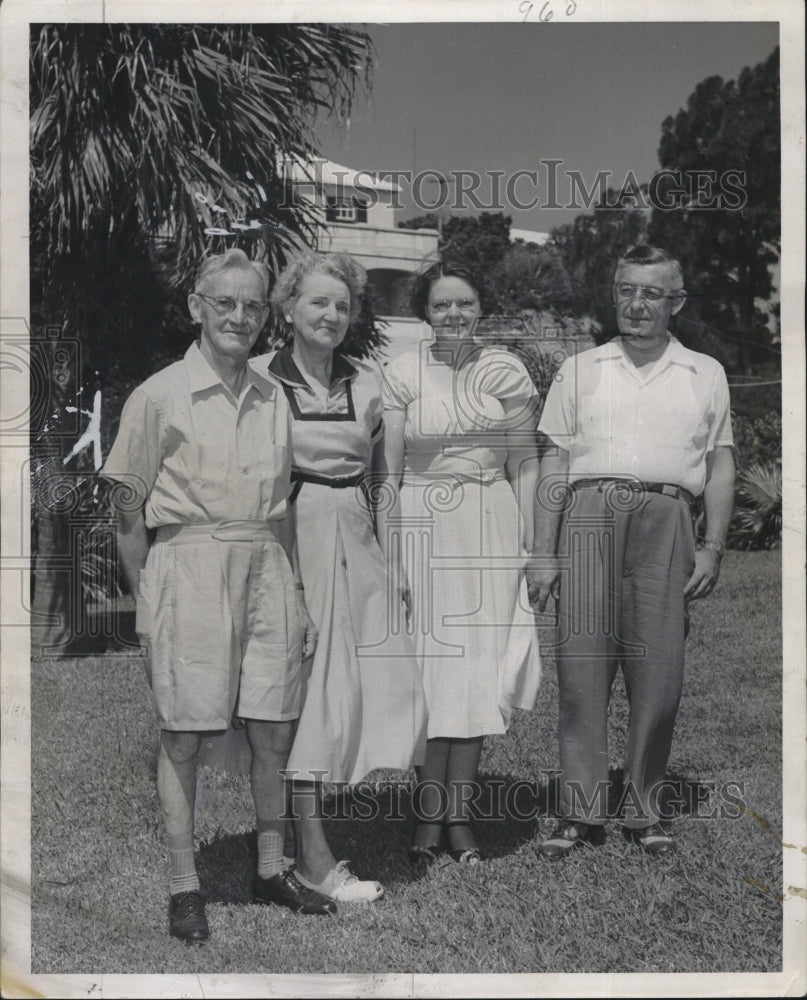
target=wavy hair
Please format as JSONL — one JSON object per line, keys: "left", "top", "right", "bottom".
{"left": 270, "top": 251, "right": 367, "bottom": 326}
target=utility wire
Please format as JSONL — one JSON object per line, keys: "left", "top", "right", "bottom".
{"left": 727, "top": 379, "right": 782, "bottom": 387}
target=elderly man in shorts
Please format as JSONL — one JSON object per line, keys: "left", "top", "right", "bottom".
{"left": 531, "top": 244, "right": 735, "bottom": 859}
{"left": 104, "top": 249, "right": 337, "bottom": 943}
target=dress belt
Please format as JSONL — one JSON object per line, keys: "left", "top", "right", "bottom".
{"left": 155, "top": 520, "right": 282, "bottom": 544}
{"left": 571, "top": 477, "right": 696, "bottom": 508}
{"left": 289, "top": 470, "right": 365, "bottom": 503}
{"left": 291, "top": 470, "right": 365, "bottom": 488}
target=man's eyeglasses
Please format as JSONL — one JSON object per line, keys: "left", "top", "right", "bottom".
{"left": 195, "top": 293, "right": 268, "bottom": 321}
{"left": 615, "top": 283, "right": 682, "bottom": 303}
{"left": 428, "top": 298, "right": 479, "bottom": 315}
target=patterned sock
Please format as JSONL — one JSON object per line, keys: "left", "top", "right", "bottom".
{"left": 256, "top": 823, "right": 285, "bottom": 880}
{"left": 167, "top": 833, "right": 200, "bottom": 895}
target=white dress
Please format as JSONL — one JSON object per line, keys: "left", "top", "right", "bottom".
{"left": 381, "top": 344, "right": 542, "bottom": 739}
{"left": 257, "top": 348, "right": 427, "bottom": 784}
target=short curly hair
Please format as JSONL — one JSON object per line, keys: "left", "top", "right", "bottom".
{"left": 409, "top": 255, "right": 484, "bottom": 322}
{"left": 270, "top": 251, "right": 367, "bottom": 326}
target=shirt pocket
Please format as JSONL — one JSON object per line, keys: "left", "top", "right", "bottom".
{"left": 193, "top": 443, "right": 231, "bottom": 503}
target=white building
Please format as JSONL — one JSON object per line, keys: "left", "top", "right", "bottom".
{"left": 283, "top": 159, "right": 555, "bottom": 360}
{"left": 284, "top": 157, "right": 438, "bottom": 317}
{"left": 510, "top": 228, "right": 551, "bottom": 246}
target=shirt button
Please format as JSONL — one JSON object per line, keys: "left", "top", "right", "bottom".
{"left": 242, "top": 467, "right": 250, "bottom": 474}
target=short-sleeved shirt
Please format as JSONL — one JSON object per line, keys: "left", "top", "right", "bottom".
{"left": 251, "top": 347, "right": 383, "bottom": 480}
{"left": 103, "top": 341, "right": 292, "bottom": 527}
{"left": 537, "top": 336, "right": 733, "bottom": 497}
{"left": 382, "top": 344, "right": 537, "bottom": 482}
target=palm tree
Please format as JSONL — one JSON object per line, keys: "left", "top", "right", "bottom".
{"left": 29, "top": 23, "right": 374, "bottom": 649}
{"left": 31, "top": 23, "right": 372, "bottom": 303}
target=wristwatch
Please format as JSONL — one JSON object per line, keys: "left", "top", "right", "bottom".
{"left": 699, "top": 539, "right": 725, "bottom": 556}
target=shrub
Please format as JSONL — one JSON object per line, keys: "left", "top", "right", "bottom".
{"left": 728, "top": 460, "right": 782, "bottom": 550}
{"left": 730, "top": 410, "right": 781, "bottom": 475}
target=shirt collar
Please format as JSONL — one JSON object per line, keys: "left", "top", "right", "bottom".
{"left": 266, "top": 345, "right": 358, "bottom": 389}
{"left": 185, "top": 340, "right": 276, "bottom": 398}
{"left": 597, "top": 335, "right": 699, "bottom": 374}
{"left": 657, "top": 336, "right": 700, "bottom": 373}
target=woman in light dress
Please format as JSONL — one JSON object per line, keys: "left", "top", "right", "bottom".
{"left": 379, "top": 257, "right": 542, "bottom": 866}
{"left": 252, "top": 250, "right": 427, "bottom": 900}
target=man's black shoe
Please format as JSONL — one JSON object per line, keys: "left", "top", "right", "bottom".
{"left": 538, "top": 820, "right": 604, "bottom": 860}
{"left": 168, "top": 890, "right": 209, "bottom": 943}
{"left": 623, "top": 822, "right": 676, "bottom": 857}
{"left": 254, "top": 868, "right": 337, "bottom": 915}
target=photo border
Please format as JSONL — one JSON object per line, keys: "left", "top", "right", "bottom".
{"left": 2, "top": 1, "right": 804, "bottom": 997}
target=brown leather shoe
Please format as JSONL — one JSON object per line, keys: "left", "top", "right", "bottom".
{"left": 253, "top": 868, "right": 337, "bottom": 915}
{"left": 168, "top": 890, "right": 209, "bottom": 943}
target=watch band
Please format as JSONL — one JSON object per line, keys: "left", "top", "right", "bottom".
{"left": 699, "top": 539, "right": 725, "bottom": 556}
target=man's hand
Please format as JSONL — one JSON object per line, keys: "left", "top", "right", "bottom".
{"left": 525, "top": 556, "right": 561, "bottom": 612}
{"left": 296, "top": 592, "right": 319, "bottom": 660}
{"left": 689, "top": 445, "right": 733, "bottom": 601}
{"left": 684, "top": 549, "right": 722, "bottom": 601}
{"left": 388, "top": 562, "right": 412, "bottom": 624}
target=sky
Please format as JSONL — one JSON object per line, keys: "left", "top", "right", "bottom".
{"left": 317, "top": 20, "right": 780, "bottom": 234}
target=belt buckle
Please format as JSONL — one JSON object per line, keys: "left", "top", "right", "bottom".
{"left": 661, "top": 484, "right": 678, "bottom": 499}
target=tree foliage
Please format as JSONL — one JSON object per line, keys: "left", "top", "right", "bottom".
{"left": 648, "top": 46, "right": 780, "bottom": 364}
{"left": 548, "top": 188, "right": 650, "bottom": 338}
{"left": 29, "top": 23, "right": 375, "bottom": 648}
{"left": 30, "top": 23, "right": 375, "bottom": 389}
{"left": 399, "top": 211, "right": 573, "bottom": 318}
{"left": 540, "top": 47, "right": 780, "bottom": 364}
{"left": 728, "top": 461, "right": 782, "bottom": 550}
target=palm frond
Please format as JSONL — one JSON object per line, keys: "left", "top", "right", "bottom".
{"left": 31, "top": 23, "right": 373, "bottom": 293}
{"left": 728, "top": 460, "right": 782, "bottom": 550}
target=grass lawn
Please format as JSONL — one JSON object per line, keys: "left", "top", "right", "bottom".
{"left": 30, "top": 551, "right": 783, "bottom": 978}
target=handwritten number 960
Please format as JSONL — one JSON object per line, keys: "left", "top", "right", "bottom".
{"left": 520, "top": 0, "right": 577, "bottom": 21}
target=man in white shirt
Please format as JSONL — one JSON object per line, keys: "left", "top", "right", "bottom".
{"left": 531, "top": 245, "right": 735, "bottom": 859}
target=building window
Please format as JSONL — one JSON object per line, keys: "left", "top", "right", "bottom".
{"left": 325, "top": 196, "right": 368, "bottom": 224}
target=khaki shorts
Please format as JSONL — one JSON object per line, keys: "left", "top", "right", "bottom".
{"left": 136, "top": 522, "right": 304, "bottom": 730}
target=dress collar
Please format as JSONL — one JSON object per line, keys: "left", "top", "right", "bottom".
{"left": 266, "top": 345, "right": 358, "bottom": 389}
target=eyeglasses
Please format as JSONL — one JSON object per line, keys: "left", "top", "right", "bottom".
{"left": 615, "top": 283, "right": 682, "bottom": 303}
{"left": 195, "top": 293, "right": 268, "bottom": 320}
{"left": 428, "top": 298, "right": 479, "bottom": 315}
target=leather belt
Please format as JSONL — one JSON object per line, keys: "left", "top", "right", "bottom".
{"left": 571, "top": 477, "right": 696, "bottom": 509}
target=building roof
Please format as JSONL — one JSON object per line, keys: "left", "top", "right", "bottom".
{"left": 280, "top": 156, "right": 403, "bottom": 193}
{"left": 510, "top": 228, "right": 551, "bottom": 246}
